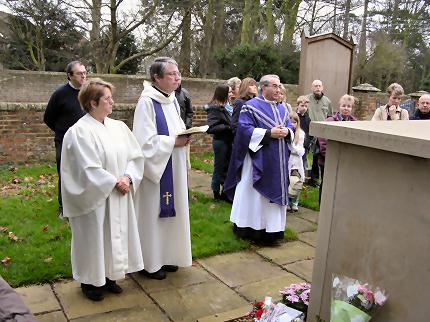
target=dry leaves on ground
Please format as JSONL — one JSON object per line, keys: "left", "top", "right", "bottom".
{"left": 1, "top": 257, "right": 11, "bottom": 266}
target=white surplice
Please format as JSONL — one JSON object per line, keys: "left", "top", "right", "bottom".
{"left": 133, "top": 83, "right": 192, "bottom": 273}
{"left": 230, "top": 128, "right": 292, "bottom": 232}
{"left": 61, "top": 114, "right": 145, "bottom": 286}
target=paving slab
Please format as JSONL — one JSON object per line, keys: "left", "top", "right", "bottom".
{"left": 284, "top": 259, "right": 314, "bottom": 282}
{"left": 198, "top": 251, "right": 286, "bottom": 288}
{"left": 257, "top": 241, "right": 315, "bottom": 266}
{"left": 133, "top": 264, "right": 215, "bottom": 293}
{"left": 15, "top": 284, "right": 60, "bottom": 314}
{"left": 294, "top": 208, "right": 319, "bottom": 223}
{"left": 36, "top": 311, "right": 67, "bottom": 322}
{"left": 151, "top": 280, "right": 248, "bottom": 322}
{"left": 189, "top": 169, "right": 212, "bottom": 195}
{"left": 287, "top": 215, "right": 317, "bottom": 233}
{"left": 54, "top": 278, "right": 152, "bottom": 320}
{"left": 298, "top": 231, "right": 317, "bottom": 247}
{"left": 236, "top": 272, "right": 305, "bottom": 303}
{"left": 70, "top": 304, "right": 169, "bottom": 322}
{"left": 197, "top": 305, "right": 251, "bottom": 322}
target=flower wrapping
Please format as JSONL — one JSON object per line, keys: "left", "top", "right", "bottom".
{"left": 331, "top": 274, "right": 388, "bottom": 322}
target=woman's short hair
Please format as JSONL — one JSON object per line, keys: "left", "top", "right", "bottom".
{"left": 78, "top": 78, "right": 114, "bottom": 113}
{"left": 339, "top": 94, "right": 355, "bottom": 106}
{"left": 211, "top": 84, "right": 230, "bottom": 105}
{"left": 237, "top": 77, "right": 257, "bottom": 100}
{"left": 227, "top": 77, "right": 241, "bottom": 90}
{"left": 149, "top": 57, "right": 178, "bottom": 82}
{"left": 386, "top": 83, "right": 404, "bottom": 97}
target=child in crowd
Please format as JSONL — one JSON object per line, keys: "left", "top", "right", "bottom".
{"left": 295, "top": 96, "right": 311, "bottom": 180}
{"left": 287, "top": 112, "right": 305, "bottom": 212}
{"left": 318, "top": 94, "right": 357, "bottom": 204}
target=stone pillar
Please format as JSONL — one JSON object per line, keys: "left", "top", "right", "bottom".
{"left": 351, "top": 83, "right": 382, "bottom": 120}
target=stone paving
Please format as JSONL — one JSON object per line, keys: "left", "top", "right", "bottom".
{"left": 14, "top": 170, "right": 319, "bottom": 322}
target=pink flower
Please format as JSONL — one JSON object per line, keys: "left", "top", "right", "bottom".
{"left": 374, "top": 290, "right": 387, "bottom": 306}
{"left": 286, "top": 295, "right": 300, "bottom": 303}
{"left": 300, "top": 292, "right": 309, "bottom": 302}
{"left": 358, "top": 284, "right": 369, "bottom": 294}
{"left": 365, "top": 291, "right": 374, "bottom": 302}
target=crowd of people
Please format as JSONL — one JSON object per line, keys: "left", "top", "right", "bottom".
{"left": 43, "top": 58, "right": 430, "bottom": 301}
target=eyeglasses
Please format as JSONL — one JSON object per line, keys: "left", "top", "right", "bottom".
{"left": 165, "top": 71, "right": 181, "bottom": 77}
{"left": 101, "top": 95, "right": 114, "bottom": 103}
{"left": 267, "top": 84, "right": 282, "bottom": 90}
{"left": 74, "top": 71, "right": 87, "bottom": 76}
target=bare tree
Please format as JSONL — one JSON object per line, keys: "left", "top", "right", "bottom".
{"left": 64, "top": 0, "right": 188, "bottom": 74}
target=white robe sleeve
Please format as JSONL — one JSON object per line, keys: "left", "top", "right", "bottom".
{"left": 121, "top": 122, "right": 145, "bottom": 194}
{"left": 133, "top": 97, "right": 175, "bottom": 184}
{"left": 61, "top": 125, "right": 117, "bottom": 218}
{"left": 249, "top": 128, "right": 267, "bottom": 152}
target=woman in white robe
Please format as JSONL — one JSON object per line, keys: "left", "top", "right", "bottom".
{"left": 61, "top": 78, "right": 144, "bottom": 301}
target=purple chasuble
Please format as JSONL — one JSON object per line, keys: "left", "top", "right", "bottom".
{"left": 224, "top": 96, "right": 293, "bottom": 206}
{"left": 152, "top": 99, "right": 176, "bottom": 218}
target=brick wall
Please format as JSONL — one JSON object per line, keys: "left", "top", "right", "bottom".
{"left": 1, "top": 69, "right": 392, "bottom": 163}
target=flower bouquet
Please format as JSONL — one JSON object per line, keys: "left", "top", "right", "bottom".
{"left": 331, "top": 274, "right": 387, "bottom": 322}
{"left": 280, "top": 282, "right": 311, "bottom": 320}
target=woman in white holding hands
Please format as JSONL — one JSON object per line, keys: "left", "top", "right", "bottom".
{"left": 61, "top": 78, "right": 145, "bottom": 301}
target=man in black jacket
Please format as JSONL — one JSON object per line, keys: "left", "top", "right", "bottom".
{"left": 44, "top": 61, "right": 87, "bottom": 214}
{"left": 175, "top": 82, "right": 193, "bottom": 129}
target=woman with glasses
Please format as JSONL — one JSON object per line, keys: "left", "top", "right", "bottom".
{"left": 60, "top": 78, "right": 145, "bottom": 301}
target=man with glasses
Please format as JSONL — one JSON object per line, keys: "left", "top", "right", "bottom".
{"left": 224, "top": 74, "right": 294, "bottom": 245}
{"left": 133, "top": 57, "right": 192, "bottom": 280}
{"left": 44, "top": 60, "right": 87, "bottom": 216}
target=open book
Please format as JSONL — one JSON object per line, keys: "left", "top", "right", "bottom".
{"left": 178, "top": 125, "right": 209, "bottom": 136}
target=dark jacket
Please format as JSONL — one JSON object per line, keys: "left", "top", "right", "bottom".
{"left": 318, "top": 112, "right": 357, "bottom": 166}
{"left": 206, "top": 103, "right": 234, "bottom": 143}
{"left": 175, "top": 85, "right": 193, "bottom": 129}
{"left": 232, "top": 99, "right": 246, "bottom": 137}
{"left": 410, "top": 109, "right": 430, "bottom": 120}
{"left": 298, "top": 110, "right": 312, "bottom": 150}
{"left": 44, "top": 83, "right": 85, "bottom": 142}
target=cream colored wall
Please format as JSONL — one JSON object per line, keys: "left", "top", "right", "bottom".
{"left": 303, "top": 39, "right": 352, "bottom": 106}
{"left": 308, "top": 121, "right": 430, "bottom": 322}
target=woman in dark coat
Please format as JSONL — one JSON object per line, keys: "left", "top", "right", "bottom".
{"left": 207, "top": 84, "right": 234, "bottom": 200}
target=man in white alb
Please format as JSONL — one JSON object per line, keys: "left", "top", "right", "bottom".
{"left": 133, "top": 57, "right": 192, "bottom": 280}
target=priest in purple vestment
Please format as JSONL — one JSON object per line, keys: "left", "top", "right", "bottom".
{"left": 224, "top": 74, "right": 294, "bottom": 245}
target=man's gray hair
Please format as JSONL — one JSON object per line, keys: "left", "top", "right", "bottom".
{"left": 150, "top": 57, "right": 178, "bottom": 82}
{"left": 259, "top": 75, "right": 280, "bottom": 93}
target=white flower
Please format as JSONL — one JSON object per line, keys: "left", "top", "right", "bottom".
{"left": 347, "top": 284, "right": 359, "bottom": 297}
{"left": 374, "top": 290, "right": 387, "bottom": 306}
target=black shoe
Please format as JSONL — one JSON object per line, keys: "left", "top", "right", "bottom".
{"left": 81, "top": 283, "right": 104, "bottom": 301}
{"left": 139, "top": 269, "right": 166, "bottom": 280}
{"left": 105, "top": 278, "right": 123, "bottom": 294}
{"left": 213, "top": 191, "right": 222, "bottom": 200}
{"left": 162, "top": 265, "right": 178, "bottom": 272}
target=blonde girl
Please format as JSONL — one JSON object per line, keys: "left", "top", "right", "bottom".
{"left": 287, "top": 112, "right": 305, "bottom": 212}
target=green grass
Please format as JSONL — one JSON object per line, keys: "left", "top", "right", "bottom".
{"left": 0, "top": 163, "right": 72, "bottom": 287}
{"left": 190, "top": 152, "right": 213, "bottom": 174}
{"left": 299, "top": 185, "right": 320, "bottom": 211}
{"left": 0, "top": 162, "right": 299, "bottom": 287}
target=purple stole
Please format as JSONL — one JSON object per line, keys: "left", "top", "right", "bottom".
{"left": 224, "top": 96, "right": 293, "bottom": 206}
{"left": 152, "top": 99, "right": 176, "bottom": 218}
